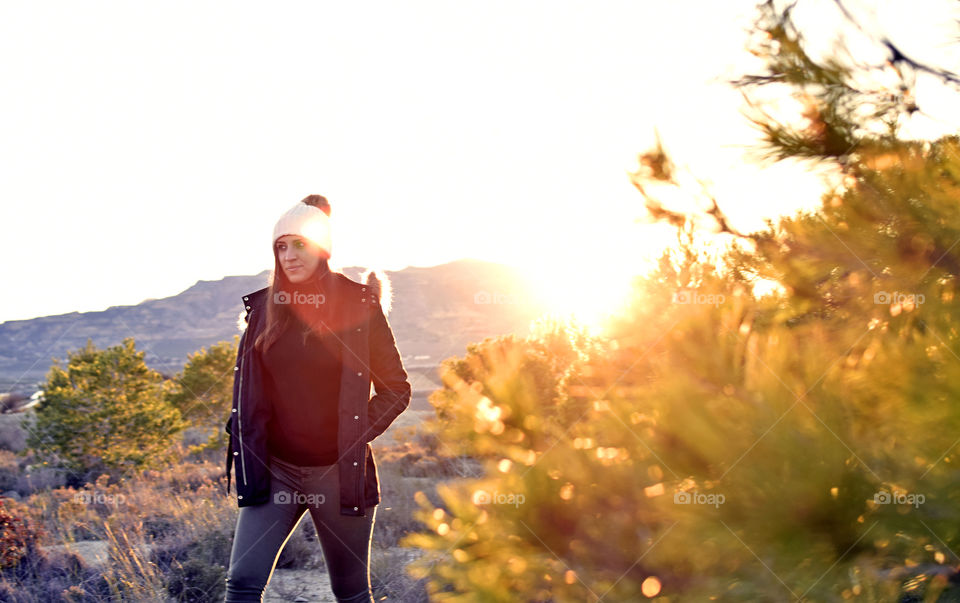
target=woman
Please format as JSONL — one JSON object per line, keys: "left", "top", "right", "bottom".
{"left": 223, "top": 194, "right": 411, "bottom": 602}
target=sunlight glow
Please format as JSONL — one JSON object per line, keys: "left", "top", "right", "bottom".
{"left": 520, "top": 250, "right": 641, "bottom": 335}
{"left": 642, "top": 576, "right": 662, "bottom": 598}
{"left": 301, "top": 218, "right": 332, "bottom": 255}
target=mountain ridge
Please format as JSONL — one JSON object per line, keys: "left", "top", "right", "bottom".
{"left": 0, "top": 259, "right": 546, "bottom": 396}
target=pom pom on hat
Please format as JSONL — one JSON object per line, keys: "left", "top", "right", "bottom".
{"left": 272, "top": 195, "right": 332, "bottom": 257}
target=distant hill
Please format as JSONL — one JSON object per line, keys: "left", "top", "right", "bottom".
{"left": 0, "top": 259, "right": 549, "bottom": 397}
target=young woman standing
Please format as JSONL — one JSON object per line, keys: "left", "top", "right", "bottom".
{"left": 224, "top": 194, "right": 411, "bottom": 602}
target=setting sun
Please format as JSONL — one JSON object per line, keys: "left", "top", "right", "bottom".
{"left": 519, "top": 249, "right": 642, "bottom": 334}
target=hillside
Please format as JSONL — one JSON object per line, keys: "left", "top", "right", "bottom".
{"left": 0, "top": 259, "right": 548, "bottom": 396}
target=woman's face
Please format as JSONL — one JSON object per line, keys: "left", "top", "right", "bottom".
{"left": 275, "top": 235, "right": 325, "bottom": 284}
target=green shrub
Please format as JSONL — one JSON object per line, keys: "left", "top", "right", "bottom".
{"left": 27, "top": 338, "right": 187, "bottom": 481}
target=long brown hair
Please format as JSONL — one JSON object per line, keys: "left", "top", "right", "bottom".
{"left": 254, "top": 195, "right": 334, "bottom": 354}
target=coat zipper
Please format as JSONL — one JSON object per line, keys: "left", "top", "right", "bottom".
{"left": 356, "top": 304, "right": 368, "bottom": 512}
{"left": 357, "top": 444, "right": 365, "bottom": 511}
{"left": 237, "top": 308, "right": 250, "bottom": 487}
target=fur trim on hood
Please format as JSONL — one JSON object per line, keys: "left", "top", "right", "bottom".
{"left": 360, "top": 267, "right": 393, "bottom": 316}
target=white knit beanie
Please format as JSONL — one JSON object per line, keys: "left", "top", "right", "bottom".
{"left": 272, "top": 201, "right": 332, "bottom": 257}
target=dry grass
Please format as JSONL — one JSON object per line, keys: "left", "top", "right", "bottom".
{"left": 0, "top": 412, "right": 458, "bottom": 602}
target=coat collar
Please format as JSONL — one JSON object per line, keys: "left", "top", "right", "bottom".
{"left": 238, "top": 269, "right": 389, "bottom": 331}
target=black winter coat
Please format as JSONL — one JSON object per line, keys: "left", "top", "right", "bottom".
{"left": 224, "top": 270, "right": 411, "bottom": 516}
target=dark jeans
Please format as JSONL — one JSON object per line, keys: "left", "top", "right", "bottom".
{"left": 224, "top": 455, "right": 376, "bottom": 602}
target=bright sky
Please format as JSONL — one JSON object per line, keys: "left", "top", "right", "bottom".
{"left": 2, "top": 0, "right": 958, "bottom": 323}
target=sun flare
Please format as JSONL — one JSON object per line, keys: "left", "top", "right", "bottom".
{"left": 519, "top": 254, "right": 641, "bottom": 334}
